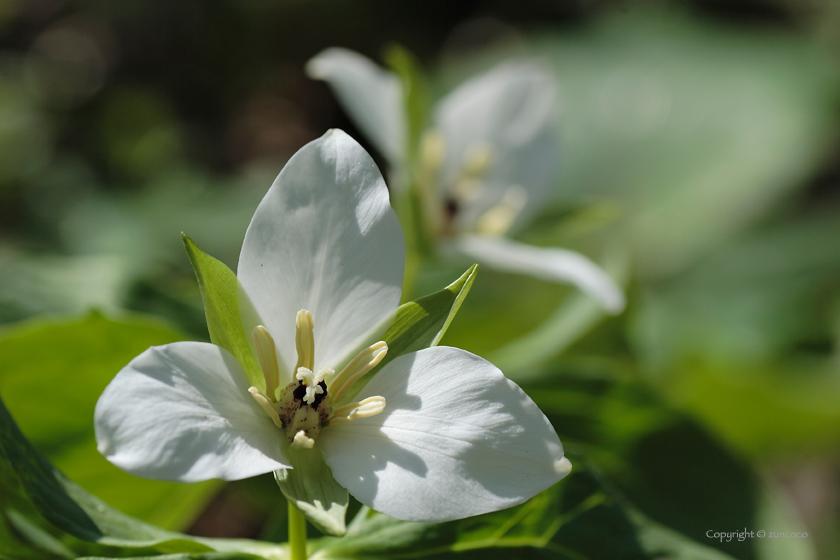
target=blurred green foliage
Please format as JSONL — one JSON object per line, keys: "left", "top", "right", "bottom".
{"left": 1, "top": 0, "right": 839, "bottom": 559}
{"left": 0, "top": 313, "right": 219, "bottom": 530}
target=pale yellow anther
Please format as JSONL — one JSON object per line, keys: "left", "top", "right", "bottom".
{"left": 248, "top": 387, "right": 283, "bottom": 428}
{"left": 252, "top": 325, "right": 280, "bottom": 400}
{"left": 463, "top": 142, "right": 494, "bottom": 178}
{"left": 330, "top": 396, "right": 386, "bottom": 424}
{"left": 295, "top": 309, "right": 315, "bottom": 372}
{"left": 450, "top": 142, "right": 495, "bottom": 204}
{"left": 420, "top": 129, "right": 446, "bottom": 175}
{"left": 475, "top": 186, "right": 528, "bottom": 236}
{"left": 291, "top": 430, "right": 315, "bottom": 449}
{"left": 330, "top": 341, "right": 388, "bottom": 402}
{"left": 453, "top": 177, "right": 483, "bottom": 201}
{"left": 417, "top": 129, "right": 447, "bottom": 235}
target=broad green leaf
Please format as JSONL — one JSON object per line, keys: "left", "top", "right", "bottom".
{"left": 340, "top": 264, "right": 477, "bottom": 403}
{"left": 629, "top": 213, "right": 840, "bottom": 457}
{"left": 0, "top": 312, "right": 217, "bottom": 530}
{"left": 3, "top": 509, "right": 75, "bottom": 559}
{"left": 311, "top": 464, "right": 738, "bottom": 560}
{"left": 527, "top": 369, "right": 816, "bottom": 560}
{"left": 182, "top": 234, "right": 262, "bottom": 389}
{"left": 0, "top": 392, "right": 286, "bottom": 559}
{"left": 1, "top": 509, "right": 60, "bottom": 560}
{"left": 274, "top": 448, "right": 349, "bottom": 537}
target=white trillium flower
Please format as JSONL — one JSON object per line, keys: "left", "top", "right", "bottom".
{"left": 94, "top": 129, "right": 571, "bottom": 523}
{"left": 307, "top": 48, "right": 625, "bottom": 313}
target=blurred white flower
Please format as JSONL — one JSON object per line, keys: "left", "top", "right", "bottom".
{"left": 308, "top": 49, "right": 625, "bottom": 313}
{"left": 94, "top": 129, "right": 571, "bottom": 523}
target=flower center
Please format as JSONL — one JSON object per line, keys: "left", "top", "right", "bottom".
{"left": 418, "top": 130, "right": 526, "bottom": 237}
{"left": 247, "top": 309, "right": 388, "bottom": 449}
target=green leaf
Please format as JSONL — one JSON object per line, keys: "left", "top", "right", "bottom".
{"left": 182, "top": 234, "right": 262, "bottom": 389}
{"left": 274, "top": 448, "right": 349, "bottom": 537}
{"left": 0, "top": 508, "right": 61, "bottom": 560}
{"left": 0, "top": 312, "right": 217, "bottom": 530}
{"left": 311, "top": 463, "right": 738, "bottom": 560}
{"left": 0, "top": 391, "right": 286, "bottom": 559}
{"left": 3, "top": 509, "right": 75, "bottom": 559}
{"left": 529, "top": 371, "right": 800, "bottom": 560}
{"left": 341, "top": 264, "right": 477, "bottom": 403}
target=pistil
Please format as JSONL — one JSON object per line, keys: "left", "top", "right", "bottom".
{"left": 295, "top": 366, "right": 332, "bottom": 405}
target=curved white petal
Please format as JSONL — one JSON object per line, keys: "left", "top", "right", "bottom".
{"left": 319, "top": 347, "right": 568, "bottom": 522}
{"left": 238, "top": 129, "right": 405, "bottom": 376}
{"left": 447, "top": 234, "right": 625, "bottom": 314}
{"left": 434, "top": 63, "right": 559, "bottom": 232}
{"left": 307, "top": 48, "right": 405, "bottom": 167}
{"left": 94, "top": 341, "right": 290, "bottom": 482}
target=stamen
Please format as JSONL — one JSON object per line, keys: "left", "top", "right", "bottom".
{"left": 451, "top": 142, "right": 495, "bottom": 206}
{"left": 330, "top": 396, "right": 386, "bottom": 424}
{"left": 474, "top": 186, "right": 528, "bottom": 236}
{"left": 252, "top": 326, "right": 280, "bottom": 400}
{"left": 291, "top": 430, "right": 315, "bottom": 449}
{"left": 420, "top": 129, "right": 446, "bottom": 176}
{"left": 248, "top": 387, "right": 283, "bottom": 428}
{"left": 295, "top": 309, "right": 315, "bottom": 372}
{"left": 329, "top": 341, "right": 388, "bottom": 402}
{"left": 462, "top": 142, "right": 493, "bottom": 177}
{"left": 418, "top": 129, "right": 447, "bottom": 235}
{"left": 452, "top": 177, "right": 483, "bottom": 201}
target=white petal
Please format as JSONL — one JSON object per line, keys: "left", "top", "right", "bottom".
{"left": 319, "top": 347, "right": 568, "bottom": 522}
{"left": 434, "top": 63, "right": 559, "bottom": 232}
{"left": 238, "top": 129, "right": 405, "bottom": 376}
{"left": 94, "top": 341, "right": 290, "bottom": 482}
{"left": 307, "top": 48, "right": 405, "bottom": 166}
{"left": 447, "top": 234, "right": 625, "bottom": 313}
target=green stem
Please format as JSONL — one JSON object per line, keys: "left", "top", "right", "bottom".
{"left": 288, "top": 501, "right": 307, "bottom": 560}
{"left": 394, "top": 181, "right": 429, "bottom": 303}
{"left": 401, "top": 247, "right": 421, "bottom": 303}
